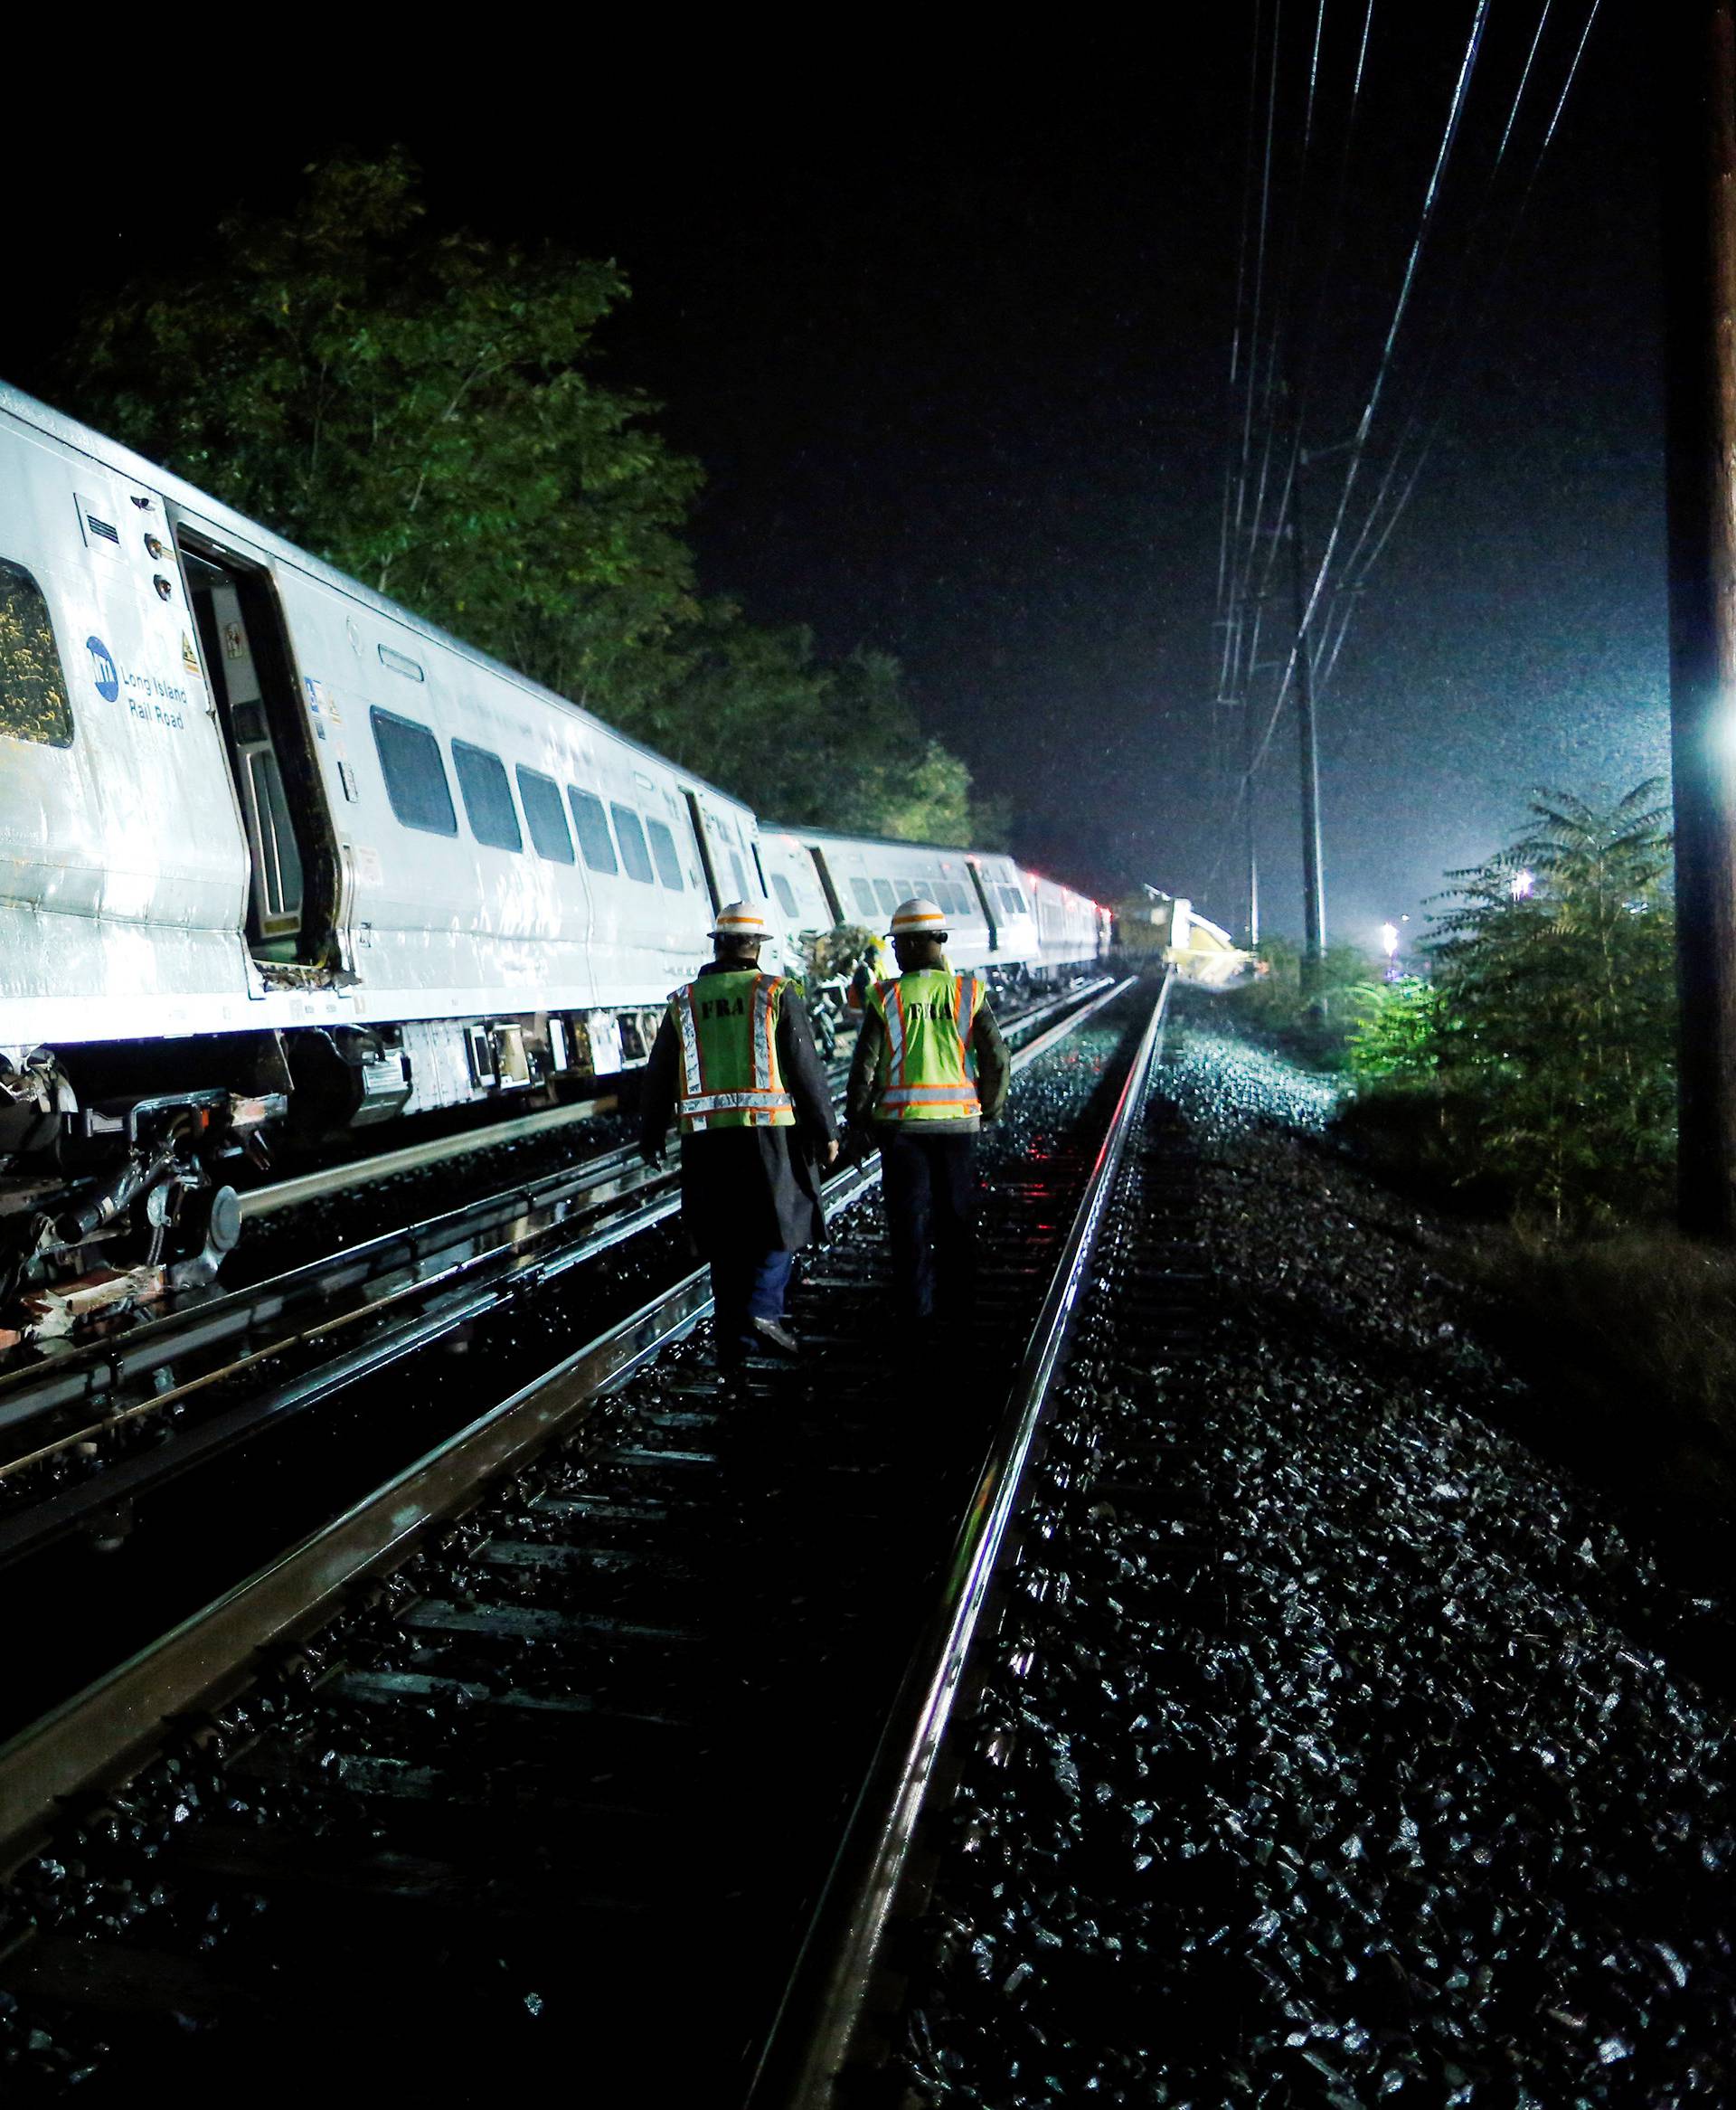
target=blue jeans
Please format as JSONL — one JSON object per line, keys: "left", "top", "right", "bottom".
{"left": 711, "top": 1248, "right": 794, "bottom": 1355}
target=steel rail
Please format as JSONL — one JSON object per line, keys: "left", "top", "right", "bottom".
{"left": 238, "top": 1093, "right": 621, "bottom": 1219}
{"left": 0, "top": 974, "right": 1137, "bottom": 1876}
{"left": 747, "top": 967, "right": 1175, "bottom": 2109}
{"left": 0, "top": 1140, "right": 678, "bottom": 1452}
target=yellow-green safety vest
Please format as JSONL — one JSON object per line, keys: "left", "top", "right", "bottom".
{"left": 669, "top": 970, "right": 797, "bottom": 1132}
{"left": 866, "top": 968, "right": 984, "bottom": 1121}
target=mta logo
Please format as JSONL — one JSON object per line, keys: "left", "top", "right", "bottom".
{"left": 86, "top": 637, "right": 119, "bottom": 702}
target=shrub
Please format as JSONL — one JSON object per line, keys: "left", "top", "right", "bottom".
{"left": 1347, "top": 976, "right": 1443, "bottom": 1084}
{"left": 1368, "top": 782, "right": 1678, "bottom": 1227}
{"left": 1227, "top": 936, "right": 1380, "bottom": 1068}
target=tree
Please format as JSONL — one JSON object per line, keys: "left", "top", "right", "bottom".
{"left": 64, "top": 150, "right": 705, "bottom": 720}
{"left": 1425, "top": 782, "right": 1677, "bottom": 1225}
{"left": 61, "top": 150, "right": 1006, "bottom": 850}
{"left": 650, "top": 622, "right": 993, "bottom": 845}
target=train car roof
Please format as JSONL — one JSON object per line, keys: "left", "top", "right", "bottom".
{"left": 770, "top": 823, "right": 1016, "bottom": 863}
{"left": 0, "top": 379, "right": 753, "bottom": 816}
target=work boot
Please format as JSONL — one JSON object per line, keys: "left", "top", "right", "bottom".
{"left": 750, "top": 1316, "right": 801, "bottom": 1358}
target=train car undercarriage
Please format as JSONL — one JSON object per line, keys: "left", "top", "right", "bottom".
{"left": 0, "top": 1004, "right": 664, "bottom": 1340}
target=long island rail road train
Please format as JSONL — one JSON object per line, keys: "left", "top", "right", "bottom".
{"left": 0, "top": 383, "right": 1135, "bottom": 1332}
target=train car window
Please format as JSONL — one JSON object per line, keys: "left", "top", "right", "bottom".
{"left": 851, "top": 878, "right": 878, "bottom": 920}
{"left": 516, "top": 766, "right": 574, "bottom": 864}
{"left": 611, "top": 803, "right": 656, "bottom": 885}
{"left": 771, "top": 873, "right": 798, "bottom": 919}
{"left": 567, "top": 787, "right": 619, "bottom": 874}
{"left": 371, "top": 706, "right": 458, "bottom": 836}
{"left": 0, "top": 560, "right": 73, "bottom": 749}
{"left": 869, "top": 879, "right": 894, "bottom": 916}
{"left": 729, "top": 849, "right": 750, "bottom": 900}
{"left": 646, "top": 818, "right": 684, "bottom": 891}
{"left": 452, "top": 740, "right": 523, "bottom": 853}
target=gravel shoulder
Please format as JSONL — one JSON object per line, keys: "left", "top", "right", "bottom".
{"left": 898, "top": 1007, "right": 1736, "bottom": 2106}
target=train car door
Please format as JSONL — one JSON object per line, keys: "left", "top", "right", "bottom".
{"left": 175, "top": 533, "right": 337, "bottom": 967}
{"left": 684, "top": 791, "right": 760, "bottom": 914}
{"left": 967, "top": 859, "right": 1003, "bottom": 952}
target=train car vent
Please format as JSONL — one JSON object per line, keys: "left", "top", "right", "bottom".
{"left": 75, "top": 492, "right": 126, "bottom": 565}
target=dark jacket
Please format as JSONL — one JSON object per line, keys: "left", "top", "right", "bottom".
{"left": 639, "top": 962, "right": 840, "bottom": 1256}
{"left": 845, "top": 975, "right": 1011, "bottom": 1135}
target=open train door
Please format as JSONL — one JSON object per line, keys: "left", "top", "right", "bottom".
{"left": 174, "top": 526, "right": 340, "bottom": 973}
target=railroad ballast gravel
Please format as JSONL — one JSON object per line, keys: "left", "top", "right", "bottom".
{"left": 0, "top": 1002, "right": 1142, "bottom": 2094}
{"left": 902, "top": 1016, "right": 1736, "bottom": 2106}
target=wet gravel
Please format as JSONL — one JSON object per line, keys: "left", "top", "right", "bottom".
{"left": 0, "top": 999, "right": 1144, "bottom": 2096}
{"left": 899, "top": 1008, "right": 1736, "bottom": 2105}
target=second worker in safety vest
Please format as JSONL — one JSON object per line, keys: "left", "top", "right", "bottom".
{"left": 639, "top": 903, "right": 840, "bottom": 1367}
{"left": 844, "top": 896, "right": 1010, "bottom": 1327}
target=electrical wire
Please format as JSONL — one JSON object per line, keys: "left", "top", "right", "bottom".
{"left": 1202, "top": 0, "right": 1607, "bottom": 918}
{"left": 1309, "top": 0, "right": 1606, "bottom": 704}
{"left": 1244, "top": 0, "right": 1492, "bottom": 788}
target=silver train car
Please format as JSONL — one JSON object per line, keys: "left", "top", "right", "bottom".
{"left": 761, "top": 828, "right": 1043, "bottom": 978}
{"left": 0, "top": 380, "right": 1110, "bottom": 1308}
{"left": 760, "top": 828, "right": 1107, "bottom": 985}
{"left": 0, "top": 383, "right": 781, "bottom": 1293}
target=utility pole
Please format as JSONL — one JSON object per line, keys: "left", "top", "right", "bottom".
{"left": 1665, "top": 0, "right": 1736, "bottom": 1236}
{"left": 1287, "top": 431, "right": 1328, "bottom": 1010}
{"left": 1243, "top": 695, "right": 1260, "bottom": 947}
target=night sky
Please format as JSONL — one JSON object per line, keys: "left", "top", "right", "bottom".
{"left": 6, "top": 11, "right": 1662, "bottom": 951}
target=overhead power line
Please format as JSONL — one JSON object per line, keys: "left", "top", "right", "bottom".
{"left": 1199, "top": 0, "right": 1607, "bottom": 924}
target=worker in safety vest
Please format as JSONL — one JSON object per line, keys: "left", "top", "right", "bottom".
{"left": 639, "top": 903, "right": 839, "bottom": 1367}
{"left": 843, "top": 897, "right": 1009, "bottom": 1326}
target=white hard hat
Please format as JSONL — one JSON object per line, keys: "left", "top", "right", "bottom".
{"left": 711, "top": 901, "right": 770, "bottom": 941}
{"left": 889, "top": 896, "right": 948, "bottom": 937}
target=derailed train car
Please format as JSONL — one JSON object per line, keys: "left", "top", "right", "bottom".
{"left": 0, "top": 380, "right": 1115, "bottom": 1311}
{"left": 0, "top": 383, "right": 781, "bottom": 1299}
{"left": 1115, "top": 886, "right": 1260, "bottom": 988}
{"left": 760, "top": 827, "right": 1106, "bottom": 986}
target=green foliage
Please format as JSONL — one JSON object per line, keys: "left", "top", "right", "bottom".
{"left": 643, "top": 625, "right": 985, "bottom": 843}
{"left": 59, "top": 150, "right": 1003, "bottom": 846}
{"left": 66, "top": 150, "right": 703, "bottom": 721}
{"left": 1229, "top": 935, "right": 1381, "bottom": 1067}
{"left": 1420, "top": 782, "right": 1676, "bottom": 1226}
{"left": 1347, "top": 977, "right": 1443, "bottom": 1083}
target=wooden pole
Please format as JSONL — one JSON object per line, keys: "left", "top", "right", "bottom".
{"left": 1288, "top": 441, "right": 1328, "bottom": 1011}
{"left": 1665, "top": 0, "right": 1736, "bottom": 1235}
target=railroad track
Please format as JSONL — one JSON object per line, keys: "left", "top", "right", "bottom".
{"left": 0, "top": 981, "right": 1107, "bottom": 1565}
{"left": 0, "top": 974, "right": 1160, "bottom": 2097}
{"left": 752, "top": 967, "right": 1184, "bottom": 2105}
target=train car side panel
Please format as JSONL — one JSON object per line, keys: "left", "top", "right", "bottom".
{"left": 0, "top": 415, "right": 255, "bottom": 1048}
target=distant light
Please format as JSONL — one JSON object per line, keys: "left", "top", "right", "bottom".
{"left": 1381, "top": 921, "right": 1400, "bottom": 958}
{"left": 1510, "top": 868, "right": 1534, "bottom": 900}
